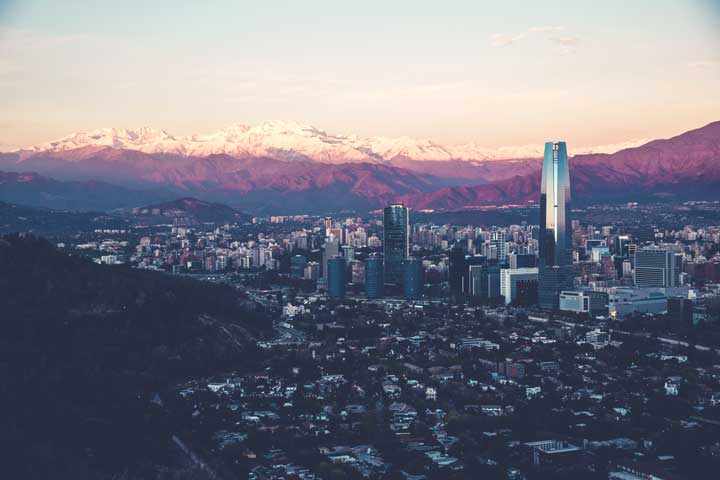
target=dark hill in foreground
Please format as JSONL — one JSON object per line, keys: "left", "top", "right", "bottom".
{"left": 0, "top": 234, "right": 269, "bottom": 479}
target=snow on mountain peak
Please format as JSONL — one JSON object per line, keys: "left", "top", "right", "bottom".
{"left": 13, "top": 121, "right": 648, "bottom": 164}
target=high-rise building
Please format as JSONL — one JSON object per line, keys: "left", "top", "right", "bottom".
{"left": 304, "top": 261, "right": 320, "bottom": 281}
{"left": 614, "top": 235, "right": 631, "bottom": 256}
{"left": 403, "top": 257, "right": 424, "bottom": 300}
{"left": 324, "top": 216, "right": 333, "bottom": 237}
{"left": 468, "top": 261, "right": 501, "bottom": 301}
{"left": 365, "top": 255, "right": 384, "bottom": 299}
{"left": 449, "top": 244, "right": 466, "bottom": 296}
{"left": 350, "top": 260, "right": 365, "bottom": 285}
{"left": 290, "top": 254, "right": 307, "bottom": 278}
{"left": 327, "top": 256, "right": 346, "bottom": 298}
{"left": 383, "top": 204, "right": 409, "bottom": 285}
{"left": 490, "top": 227, "right": 507, "bottom": 260}
{"left": 323, "top": 238, "right": 339, "bottom": 277}
{"left": 500, "top": 267, "right": 539, "bottom": 305}
{"left": 538, "top": 141, "right": 574, "bottom": 309}
{"left": 342, "top": 245, "right": 355, "bottom": 264}
{"left": 634, "top": 247, "right": 679, "bottom": 288}
{"left": 510, "top": 253, "right": 536, "bottom": 269}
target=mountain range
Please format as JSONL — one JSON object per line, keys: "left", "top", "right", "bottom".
{"left": 10, "top": 120, "right": 649, "bottom": 163}
{"left": 0, "top": 120, "right": 718, "bottom": 213}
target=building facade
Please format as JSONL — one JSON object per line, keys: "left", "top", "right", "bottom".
{"left": 403, "top": 257, "right": 424, "bottom": 300}
{"left": 634, "top": 247, "right": 680, "bottom": 288}
{"left": 538, "top": 141, "right": 574, "bottom": 309}
{"left": 327, "top": 256, "right": 346, "bottom": 298}
{"left": 383, "top": 204, "right": 409, "bottom": 286}
{"left": 500, "top": 267, "right": 539, "bottom": 305}
{"left": 365, "top": 255, "right": 384, "bottom": 299}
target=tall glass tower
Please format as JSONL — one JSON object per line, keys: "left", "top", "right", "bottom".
{"left": 365, "top": 255, "right": 384, "bottom": 299}
{"left": 327, "top": 256, "right": 346, "bottom": 298}
{"left": 538, "top": 142, "right": 574, "bottom": 309}
{"left": 383, "top": 204, "right": 409, "bottom": 285}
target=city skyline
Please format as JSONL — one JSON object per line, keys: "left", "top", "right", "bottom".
{"left": 4, "top": 2, "right": 720, "bottom": 478}
{"left": 1, "top": 1, "right": 719, "bottom": 148}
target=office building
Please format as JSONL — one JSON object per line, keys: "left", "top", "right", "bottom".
{"left": 538, "top": 141, "right": 573, "bottom": 309}
{"left": 465, "top": 255, "right": 487, "bottom": 294}
{"left": 614, "top": 235, "right": 631, "bottom": 256}
{"left": 559, "top": 291, "right": 590, "bottom": 314}
{"left": 290, "top": 254, "right": 307, "bottom": 278}
{"left": 588, "top": 290, "right": 610, "bottom": 317}
{"left": 500, "top": 267, "right": 539, "bottom": 305}
{"left": 342, "top": 245, "right": 355, "bottom": 264}
{"left": 469, "top": 262, "right": 502, "bottom": 301}
{"left": 449, "top": 244, "right": 466, "bottom": 296}
{"left": 608, "top": 288, "right": 668, "bottom": 319}
{"left": 634, "top": 247, "right": 679, "bottom": 288}
{"left": 327, "top": 256, "right": 346, "bottom": 298}
{"left": 403, "top": 257, "right": 424, "bottom": 300}
{"left": 668, "top": 296, "right": 693, "bottom": 326}
{"left": 365, "top": 255, "right": 384, "bottom": 299}
{"left": 304, "top": 261, "right": 320, "bottom": 281}
{"left": 490, "top": 227, "right": 507, "bottom": 260}
{"left": 350, "top": 260, "right": 365, "bottom": 285}
{"left": 324, "top": 216, "right": 333, "bottom": 237}
{"left": 383, "top": 204, "right": 409, "bottom": 285}
{"left": 509, "top": 253, "right": 536, "bottom": 269}
{"left": 323, "top": 238, "right": 339, "bottom": 277}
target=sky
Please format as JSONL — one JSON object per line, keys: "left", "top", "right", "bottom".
{"left": 0, "top": 0, "right": 719, "bottom": 148}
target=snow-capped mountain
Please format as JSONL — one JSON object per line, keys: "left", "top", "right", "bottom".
{"left": 13, "top": 120, "right": 647, "bottom": 164}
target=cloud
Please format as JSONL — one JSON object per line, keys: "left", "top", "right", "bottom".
{"left": 550, "top": 36, "right": 580, "bottom": 47}
{"left": 490, "top": 26, "right": 578, "bottom": 51}
{"left": 528, "top": 25, "right": 564, "bottom": 33}
{"left": 490, "top": 32, "right": 526, "bottom": 47}
{"left": 688, "top": 60, "right": 717, "bottom": 69}
{"left": 549, "top": 36, "right": 580, "bottom": 54}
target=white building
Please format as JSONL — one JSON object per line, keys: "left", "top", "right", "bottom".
{"left": 559, "top": 291, "right": 590, "bottom": 313}
{"left": 500, "top": 267, "right": 539, "bottom": 305}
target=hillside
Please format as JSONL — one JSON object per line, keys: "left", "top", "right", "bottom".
{"left": 132, "top": 197, "right": 252, "bottom": 224}
{"left": 0, "top": 170, "right": 174, "bottom": 211}
{"left": 400, "top": 121, "right": 720, "bottom": 210}
{"left": 0, "top": 201, "right": 127, "bottom": 234}
{"left": 0, "top": 235, "right": 270, "bottom": 478}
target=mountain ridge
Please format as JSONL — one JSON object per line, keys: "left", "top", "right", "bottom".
{"left": 399, "top": 120, "right": 720, "bottom": 210}
{"left": 6, "top": 119, "right": 653, "bottom": 164}
{"left": 0, "top": 120, "right": 718, "bottom": 213}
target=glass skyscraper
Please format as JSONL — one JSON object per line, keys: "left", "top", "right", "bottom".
{"left": 383, "top": 204, "right": 409, "bottom": 286}
{"left": 538, "top": 141, "right": 574, "bottom": 309}
{"left": 403, "top": 257, "right": 424, "bottom": 300}
{"left": 365, "top": 255, "right": 384, "bottom": 299}
{"left": 327, "top": 256, "right": 346, "bottom": 298}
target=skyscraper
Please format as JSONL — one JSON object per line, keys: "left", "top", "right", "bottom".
{"left": 365, "top": 255, "right": 384, "bottom": 299}
{"left": 290, "top": 254, "right": 307, "bottom": 278}
{"left": 403, "top": 257, "right": 424, "bottom": 300}
{"left": 327, "top": 256, "right": 346, "bottom": 298}
{"left": 383, "top": 204, "right": 409, "bottom": 285}
{"left": 500, "top": 267, "right": 539, "bottom": 305}
{"left": 324, "top": 216, "right": 333, "bottom": 237}
{"left": 323, "top": 238, "right": 339, "bottom": 277}
{"left": 634, "top": 247, "right": 679, "bottom": 288}
{"left": 538, "top": 141, "right": 574, "bottom": 310}
{"left": 490, "top": 227, "right": 507, "bottom": 260}
{"left": 449, "top": 243, "right": 467, "bottom": 297}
